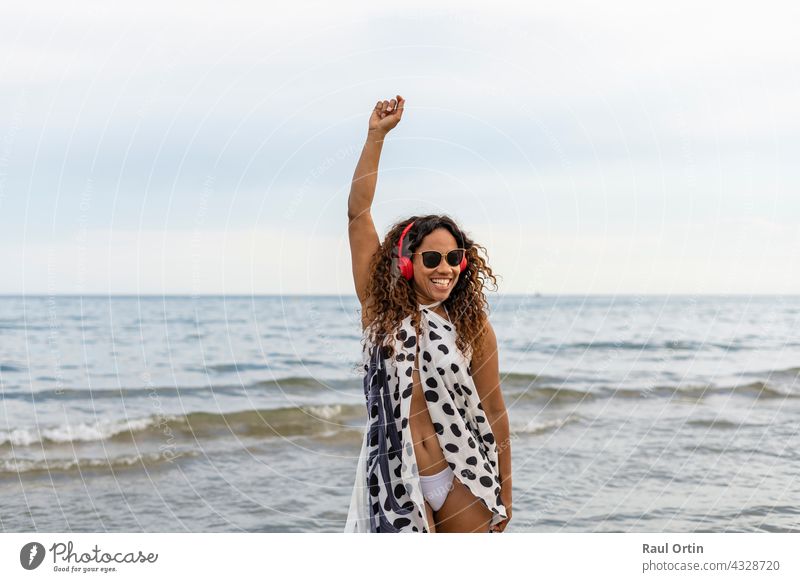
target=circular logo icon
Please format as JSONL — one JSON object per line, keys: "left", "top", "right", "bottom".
{"left": 20, "top": 542, "right": 46, "bottom": 570}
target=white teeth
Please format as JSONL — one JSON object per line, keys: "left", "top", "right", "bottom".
{"left": 431, "top": 278, "right": 451, "bottom": 287}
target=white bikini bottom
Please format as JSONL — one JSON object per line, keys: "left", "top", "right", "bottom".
{"left": 418, "top": 465, "right": 455, "bottom": 512}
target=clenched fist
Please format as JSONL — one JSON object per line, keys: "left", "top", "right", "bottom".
{"left": 368, "top": 95, "right": 405, "bottom": 134}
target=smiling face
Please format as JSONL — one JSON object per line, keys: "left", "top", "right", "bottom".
{"left": 410, "top": 227, "right": 462, "bottom": 304}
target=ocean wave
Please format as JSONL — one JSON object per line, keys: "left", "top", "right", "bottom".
{"left": 745, "top": 366, "right": 800, "bottom": 379}
{"left": 565, "top": 340, "right": 706, "bottom": 351}
{"left": 1, "top": 376, "right": 342, "bottom": 402}
{"left": 252, "top": 376, "right": 331, "bottom": 389}
{"left": 0, "top": 451, "right": 201, "bottom": 477}
{"left": 500, "top": 372, "right": 565, "bottom": 386}
{"left": 0, "top": 403, "right": 365, "bottom": 448}
{"left": 0, "top": 364, "right": 26, "bottom": 372}
{"left": 0, "top": 385, "right": 234, "bottom": 402}
{"left": 729, "top": 381, "right": 798, "bottom": 399}
{"left": 507, "top": 381, "right": 799, "bottom": 402}
{"left": 726, "top": 504, "right": 800, "bottom": 519}
{"left": 686, "top": 418, "right": 757, "bottom": 430}
{"left": 0, "top": 416, "right": 156, "bottom": 447}
{"left": 639, "top": 382, "right": 798, "bottom": 400}
{"left": 687, "top": 444, "right": 796, "bottom": 460}
{"left": 5, "top": 367, "right": 798, "bottom": 406}
{"left": 508, "top": 386, "right": 596, "bottom": 403}
{"left": 203, "top": 362, "right": 271, "bottom": 373}
{"left": 550, "top": 340, "right": 754, "bottom": 352}
{"left": 513, "top": 414, "right": 582, "bottom": 435}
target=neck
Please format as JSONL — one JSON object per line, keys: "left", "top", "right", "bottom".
{"left": 418, "top": 300, "right": 450, "bottom": 323}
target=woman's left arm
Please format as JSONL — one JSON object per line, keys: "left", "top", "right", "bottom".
{"left": 470, "top": 320, "right": 512, "bottom": 532}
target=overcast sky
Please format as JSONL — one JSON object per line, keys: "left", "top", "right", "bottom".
{"left": 1, "top": 0, "right": 798, "bottom": 294}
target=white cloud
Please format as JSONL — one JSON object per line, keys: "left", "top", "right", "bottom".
{"left": 1, "top": 0, "right": 798, "bottom": 293}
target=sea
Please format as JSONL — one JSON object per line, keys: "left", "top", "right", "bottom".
{"left": 0, "top": 294, "right": 798, "bottom": 532}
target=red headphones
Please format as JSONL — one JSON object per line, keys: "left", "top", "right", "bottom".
{"left": 396, "top": 220, "right": 468, "bottom": 281}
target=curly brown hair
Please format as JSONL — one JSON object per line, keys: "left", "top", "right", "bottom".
{"left": 360, "top": 214, "right": 499, "bottom": 363}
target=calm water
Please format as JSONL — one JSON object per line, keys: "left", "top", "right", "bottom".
{"left": 0, "top": 295, "right": 798, "bottom": 532}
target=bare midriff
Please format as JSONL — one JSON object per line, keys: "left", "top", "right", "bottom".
{"left": 408, "top": 345, "right": 450, "bottom": 477}
{"left": 361, "top": 305, "right": 453, "bottom": 478}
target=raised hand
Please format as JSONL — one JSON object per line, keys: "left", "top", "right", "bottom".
{"left": 368, "top": 95, "right": 405, "bottom": 134}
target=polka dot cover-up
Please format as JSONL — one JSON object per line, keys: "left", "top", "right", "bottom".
{"left": 344, "top": 300, "right": 507, "bottom": 533}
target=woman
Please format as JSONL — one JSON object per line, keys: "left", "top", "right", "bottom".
{"left": 344, "top": 96, "right": 512, "bottom": 533}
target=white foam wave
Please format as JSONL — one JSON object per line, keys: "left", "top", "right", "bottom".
{"left": 514, "top": 414, "right": 581, "bottom": 435}
{"left": 302, "top": 404, "right": 343, "bottom": 420}
{"left": 0, "top": 416, "right": 157, "bottom": 447}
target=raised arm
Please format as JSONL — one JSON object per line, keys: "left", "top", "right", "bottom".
{"left": 348, "top": 96, "right": 405, "bottom": 312}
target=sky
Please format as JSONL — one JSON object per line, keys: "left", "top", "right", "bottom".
{"left": 0, "top": 0, "right": 798, "bottom": 294}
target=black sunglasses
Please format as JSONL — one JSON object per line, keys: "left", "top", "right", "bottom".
{"left": 411, "top": 248, "right": 466, "bottom": 269}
